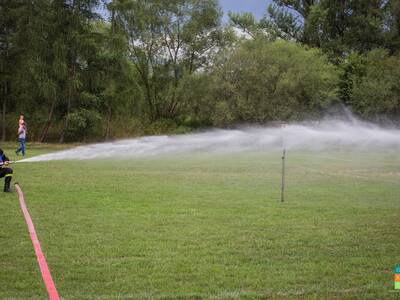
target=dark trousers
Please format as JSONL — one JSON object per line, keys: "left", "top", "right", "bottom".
{"left": 0, "top": 167, "right": 13, "bottom": 192}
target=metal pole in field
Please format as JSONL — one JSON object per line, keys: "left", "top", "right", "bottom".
{"left": 280, "top": 122, "right": 287, "bottom": 203}
{"left": 281, "top": 147, "right": 286, "bottom": 202}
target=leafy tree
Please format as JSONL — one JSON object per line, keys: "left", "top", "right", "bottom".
{"left": 10, "top": 0, "right": 105, "bottom": 142}
{"left": 65, "top": 108, "right": 102, "bottom": 142}
{"left": 208, "top": 40, "right": 339, "bottom": 125}
{"left": 57, "top": 0, "right": 102, "bottom": 143}
{"left": 383, "top": 0, "right": 400, "bottom": 53}
{"left": 111, "top": 0, "right": 228, "bottom": 120}
{"left": 338, "top": 52, "right": 365, "bottom": 105}
{"left": 177, "top": 72, "right": 216, "bottom": 126}
{"left": 350, "top": 49, "right": 400, "bottom": 118}
{"left": 228, "top": 12, "right": 264, "bottom": 39}
{"left": 0, "top": 1, "right": 25, "bottom": 141}
{"left": 11, "top": 1, "right": 62, "bottom": 142}
{"left": 90, "top": 16, "right": 138, "bottom": 140}
{"left": 231, "top": 1, "right": 400, "bottom": 59}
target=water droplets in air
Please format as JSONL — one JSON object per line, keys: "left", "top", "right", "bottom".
{"left": 20, "top": 118, "right": 400, "bottom": 162}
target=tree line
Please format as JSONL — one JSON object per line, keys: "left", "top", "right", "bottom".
{"left": 1, "top": 0, "right": 399, "bottom": 142}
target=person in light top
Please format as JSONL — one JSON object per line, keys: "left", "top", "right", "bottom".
{"left": 16, "top": 121, "right": 27, "bottom": 156}
{"left": 18, "top": 114, "right": 24, "bottom": 127}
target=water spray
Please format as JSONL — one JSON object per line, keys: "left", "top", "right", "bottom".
{"left": 0, "top": 160, "right": 18, "bottom": 166}
{"left": 18, "top": 118, "right": 400, "bottom": 163}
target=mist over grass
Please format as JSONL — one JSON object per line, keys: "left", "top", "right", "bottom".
{"left": 20, "top": 116, "right": 400, "bottom": 163}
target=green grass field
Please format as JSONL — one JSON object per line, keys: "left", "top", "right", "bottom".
{"left": 0, "top": 143, "right": 399, "bottom": 299}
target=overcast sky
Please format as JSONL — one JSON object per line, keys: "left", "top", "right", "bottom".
{"left": 219, "top": 0, "right": 271, "bottom": 21}
{"left": 99, "top": 1, "right": 272, "bottom": 21}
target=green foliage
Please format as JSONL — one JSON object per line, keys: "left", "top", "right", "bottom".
{"left": 229, "top": 12, "right": 264, "bottom": 39}
{"left": 1, "top": 0, "right": 400, "bottom": 142}
{"left": 112, "top": 0, "right": 228, "bottom": 120}
{"left": 177, "top": 73, "right": 216, "bottom": 125}
{"left": 338, "top": 53, "right": 366, "bottom": 105}
{"left": 350, "top": 49, "right": 400, "bottom": 118}
{"left": 144, "top": 118, "right": 179, "bottom": 135}
{"left": 65, "top": 109, "right": 102, "bottom": 141}
{"left": 262, "top": 4, "right": 303, "bottom": 41}
{"left": 207, "top": 40, "right": 339, "bottom": 125}
{"left": 240, "top": 1, "right": 400, "bottom": 59}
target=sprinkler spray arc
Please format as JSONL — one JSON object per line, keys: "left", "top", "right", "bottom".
{"left": 19, "top": 119, "right": 400, "bottom": 163}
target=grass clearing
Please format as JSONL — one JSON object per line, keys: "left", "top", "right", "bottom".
{"left": 0, "top": 143, "right": 399, "bottom": 299}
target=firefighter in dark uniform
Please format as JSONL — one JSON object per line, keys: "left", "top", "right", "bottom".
{"left": 0, "top": 149, "right": 13, "bottom": 192}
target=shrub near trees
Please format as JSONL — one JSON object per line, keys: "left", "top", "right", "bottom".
{"left": 209, "top": 40, "right": 339, "bottom": 125}
{"left": 0, "top": 0, "right": 399, "bottom": 142}
{"left": 350, "top": 50, "right": 400, "bottom": 118}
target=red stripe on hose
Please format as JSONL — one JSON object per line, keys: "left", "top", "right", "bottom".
{"left": 15, "top": 184, "right": 60, "bottom": 300}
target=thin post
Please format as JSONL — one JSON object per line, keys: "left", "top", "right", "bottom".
{"left": 281, "top": 148, "right": 286, "bottom": 202}
{"left": 280, "top": 122, "right": 287, "bottom": 203}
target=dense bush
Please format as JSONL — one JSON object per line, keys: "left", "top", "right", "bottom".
{"left": 349, "top": 49, "right": 400, "bottom": 119}
{"left": 196, "top": 40, "right": 339, "bottom": 125}
{"left": 65, "top": 109, "right": 102, "bottom": 142}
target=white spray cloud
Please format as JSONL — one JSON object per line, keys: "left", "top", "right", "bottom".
{"left": 20, "top": 119, "right": 400, "bottom": 162}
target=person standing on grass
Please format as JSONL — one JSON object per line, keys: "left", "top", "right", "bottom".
{"left": 16, "top": 121, "right": 27, "bottom": 156}
{"left": 18, "top": 114, "right": 24, "bottom": 127}
{"left": 0, "top": 149, "right": 13, "bottom": 192}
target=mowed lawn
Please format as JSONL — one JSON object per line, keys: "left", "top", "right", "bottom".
{"left": 0, "top": 143, "right": 399, "bottom": 299}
